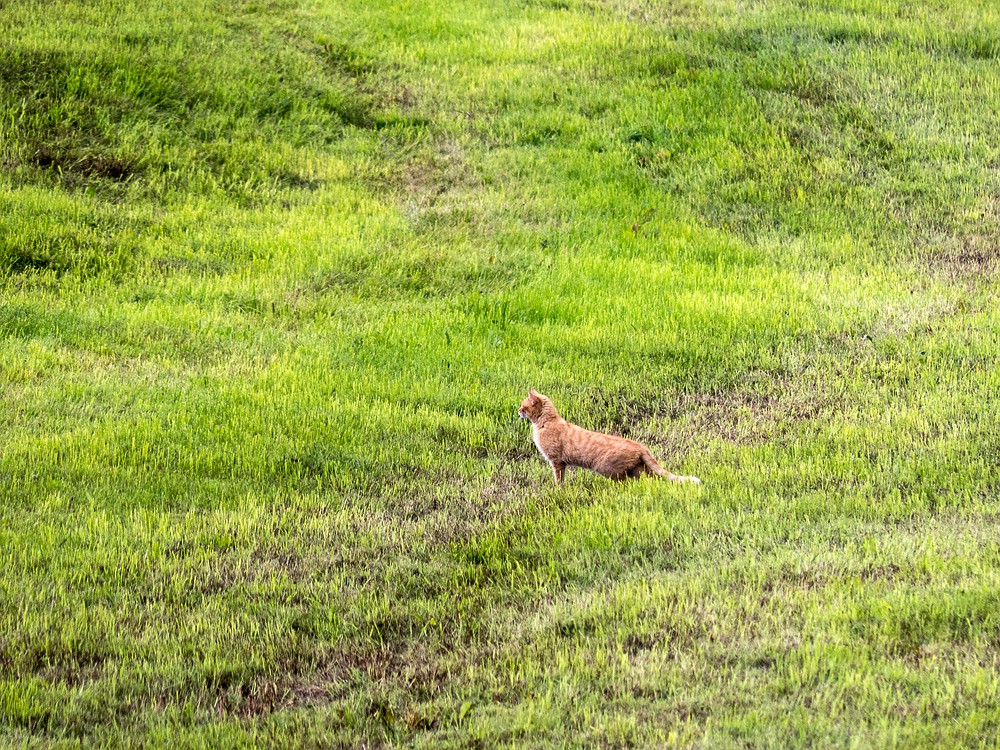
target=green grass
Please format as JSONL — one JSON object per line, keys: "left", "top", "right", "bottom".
{"left": 2, "top": 0, "right": 1000, "bottom": 746}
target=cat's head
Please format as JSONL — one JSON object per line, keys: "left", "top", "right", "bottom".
{"left": 518, "top": 388, "right": 547, "bottom": 421}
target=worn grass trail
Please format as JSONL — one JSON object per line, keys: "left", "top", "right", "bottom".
{"left": 2, "top": 0, "right": 1000, "bottom": 747}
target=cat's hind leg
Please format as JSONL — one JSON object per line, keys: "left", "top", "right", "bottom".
{"left": 626, "top": 460, "right": 646, "bottom": 479}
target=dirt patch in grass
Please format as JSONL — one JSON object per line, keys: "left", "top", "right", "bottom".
{"left": 589, "top": 377, "right": 833, "bottom": 448}
{"left": 137, "top": 644, "right": 404, "bottom": 722}
{"left": 480, "top": 469, "right": 537, "bottom": 508}
{"left": 204, "top": 640, "right": 452, "bottom": 720}
{"left": 942, "top": 237, "right": 999, "bottom": 276}
{"left": 587, "top": 0, "right": 697, "bottom": 24}
{"left": 356, "top": 137, "right": 479, "bottom": 225}
{"left": 750, "top": 65, "right": 846, "bottom": 110}
{"left": 0, "top": 48, "right": 144, "bottom": 193}
{"left": 622, "top": 631, "right": 665, "bottom": 654}
{"left": 200, "top": 545, "right": 313, "bottom": 591}
{"left": 3, "top": 637, "right": 112, "bottom": 689}
{"left": 857, "top": 563, "right": 904, "bottom": 583}
{"left": 29, "top": 144, "right": 139, "bottom": 183}
{"left": 665, "top": 387, "right": 829, "bottom": 446}
{"left": 921, "top": 196, "right": 1000, "bottom": 283}
{"left": 152, "top": 255, "right": 232, "bottom": 276}
{"left": 446, "top": 472, "right": 541, "bottom": 537}
{"left": 401, "top": 141, "right": 476, "bottom": 205}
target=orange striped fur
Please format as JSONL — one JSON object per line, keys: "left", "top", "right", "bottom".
{"left": 518, "top": 389, "right": 700, "bottom": 485}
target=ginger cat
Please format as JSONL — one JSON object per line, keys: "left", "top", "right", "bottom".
{"left": 518, "top": 389, "right": 700, "bottom": 485}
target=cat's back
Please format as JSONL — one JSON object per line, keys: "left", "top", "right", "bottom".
{"left": 562, "top": 420, "right": 641, "bottom": 462}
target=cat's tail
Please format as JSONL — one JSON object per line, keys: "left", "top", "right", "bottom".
{"left": 642, "top": 450, "right": 701, "bottom": 484}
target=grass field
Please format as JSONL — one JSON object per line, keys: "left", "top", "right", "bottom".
{"left": 3, "top": 0, "right": 1000, "bottom": 746}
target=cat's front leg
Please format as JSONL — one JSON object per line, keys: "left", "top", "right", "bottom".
{"left": 551, "top": 461, "right": 566, "bottom": 484}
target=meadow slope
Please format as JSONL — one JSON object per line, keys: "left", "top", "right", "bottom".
{"left": 2, "top": 0, "right": 1000, "bottom": 747}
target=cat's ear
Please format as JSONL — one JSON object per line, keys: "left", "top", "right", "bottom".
{"left": 529, "top": 388, "right": 539, "bottom": 399}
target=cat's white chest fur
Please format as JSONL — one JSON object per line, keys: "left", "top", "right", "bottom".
{"left": 532, "top": 424, "right": 549, "bottom": 462}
